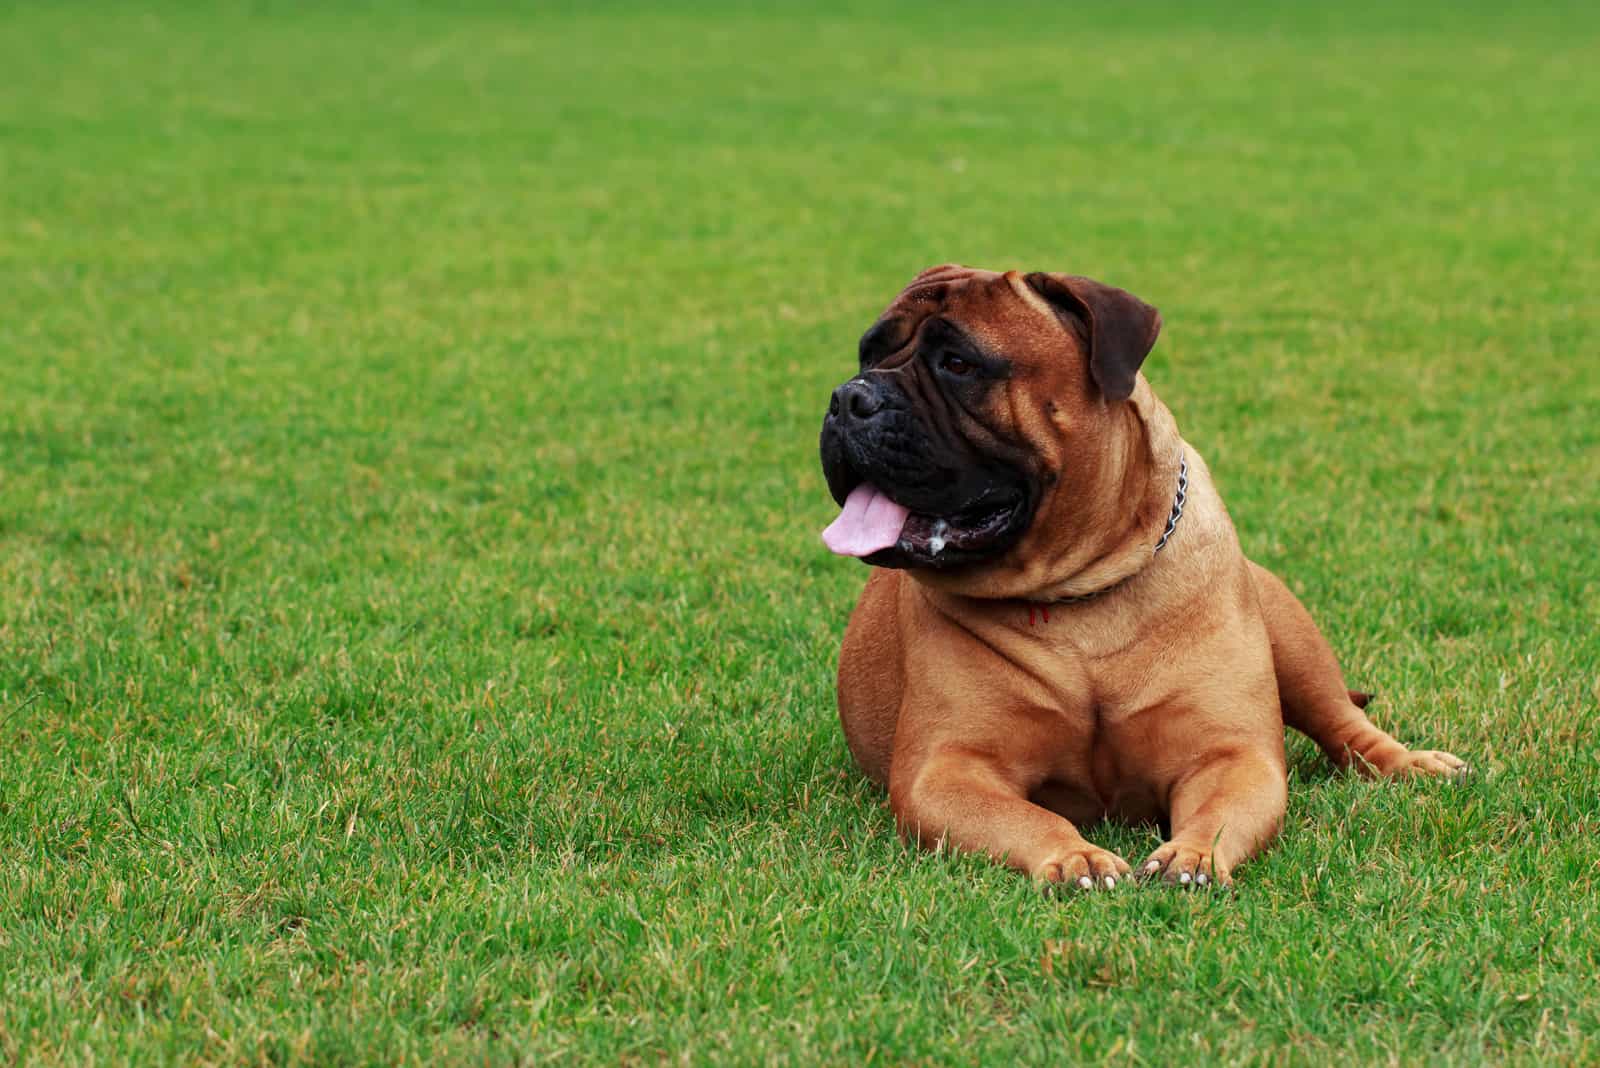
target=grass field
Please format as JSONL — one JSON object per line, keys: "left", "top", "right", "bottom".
{"left": 3, "top": 1, "right": 1599, "bottom": 1063}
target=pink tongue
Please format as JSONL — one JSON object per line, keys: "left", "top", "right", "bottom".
{"left": 821, "top": 484, "right": 910, "bottom": 557}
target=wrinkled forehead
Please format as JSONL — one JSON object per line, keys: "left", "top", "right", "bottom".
{"left": 859, "top": 267, "right": 1053, "bottom": 364}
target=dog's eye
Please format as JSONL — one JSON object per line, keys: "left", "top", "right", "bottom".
{"left": 941, "top": 354, "right": 974, "bottom": 377}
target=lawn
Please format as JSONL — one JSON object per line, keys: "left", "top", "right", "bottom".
{"left": 2, "top": 1, "right": 1598, "bottom": 1063}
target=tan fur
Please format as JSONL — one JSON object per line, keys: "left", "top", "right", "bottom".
{"left": 835, "top": 268, "right": 1464, "bottom": 887}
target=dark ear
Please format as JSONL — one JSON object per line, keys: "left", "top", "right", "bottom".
{"left": 1024, "top": 273, "right": 1162, "bottom": 402}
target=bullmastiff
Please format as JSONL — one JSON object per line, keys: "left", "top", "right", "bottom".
{"left": 818, "top": 264, "right": 1465, "bottom": 888}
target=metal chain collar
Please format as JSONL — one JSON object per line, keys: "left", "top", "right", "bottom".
{"left": 1152, "top": 454, "right": 1189, "bottom": 555}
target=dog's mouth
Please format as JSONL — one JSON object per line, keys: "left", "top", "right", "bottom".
{"left": 820, "top": 477, "right": 1029, "bottom": 570}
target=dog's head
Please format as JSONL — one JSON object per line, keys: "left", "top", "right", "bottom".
{"left": 819, "top": 264, "right": 1166, "bottom": 595}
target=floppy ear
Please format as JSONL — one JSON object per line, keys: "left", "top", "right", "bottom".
{"left": 1024, "top": 273, "right": 1162, "bottom": 402}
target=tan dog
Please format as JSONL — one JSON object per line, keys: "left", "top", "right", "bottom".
{"left": 818, "top": 265, "right": 1464, "bottom": 888}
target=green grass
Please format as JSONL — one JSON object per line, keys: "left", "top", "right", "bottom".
{"left": 3, "top": 1, "right": 1598, "bottom": 1063}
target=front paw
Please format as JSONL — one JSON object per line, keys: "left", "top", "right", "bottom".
{"left": 1367, "top": 748, "right": 1469, "bottom": 779}
{"left": 1033, "top": 843, "right": 1132, "bottom": 891}
{"left": 1139, "top": 841, "right": 1230, "bottom": 888}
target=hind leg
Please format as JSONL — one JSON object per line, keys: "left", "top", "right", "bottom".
{"left": 1249, "top": 561, "right": 1466, "bottom": 778}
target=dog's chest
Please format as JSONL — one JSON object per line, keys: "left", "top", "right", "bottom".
{"left": 1009, "top": 600, "right": 1171, "bottom": 699}
{"left": 994, "top": 610, "right": 1179, "bottom": 820}
{"left": 1029, "top": 712, "right": 1165, "bottom": 825}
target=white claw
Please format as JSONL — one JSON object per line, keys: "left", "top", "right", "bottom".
{"left": 1196, "top": 873, "right": 1209, "bottom": 886}
{"left": 1179, "top": 872, "right": 1192, "bottom": 885}
{"left": 1078, "top": 876, "right": 1093, "bottom": 890}
{"left": 1145, "top": 860, "right": 1161, "bottom": 872}
{"left": 1104, "top": 876, "right": 1116, "bottom": 889}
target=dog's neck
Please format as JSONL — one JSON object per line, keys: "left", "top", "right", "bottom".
{"left": 1050, "top": 452, "right": 1188, "bottom": 605}
{"left": 1034, "top": 377, "right": 1188, "bottom": 601}
{"left": 917, "top": 376, "right": 1188, "bottom": 603}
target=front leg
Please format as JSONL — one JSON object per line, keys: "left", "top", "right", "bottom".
{"left": 891, "top": 746, "right": 1132, "bottom": 890}
{"left": 1141, "top": 749, "right": 1287, "bottom": 887}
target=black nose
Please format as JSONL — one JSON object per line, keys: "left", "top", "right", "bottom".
{"left": 829, "top": 379, "right": 884, "bottom": 422}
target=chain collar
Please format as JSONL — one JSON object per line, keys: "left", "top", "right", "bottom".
{"left": 1152, "top": 453, "right": 1189, "bottom": 554}
{"left": 1051, "top": 453, "right": 1188, "bottom": 607}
